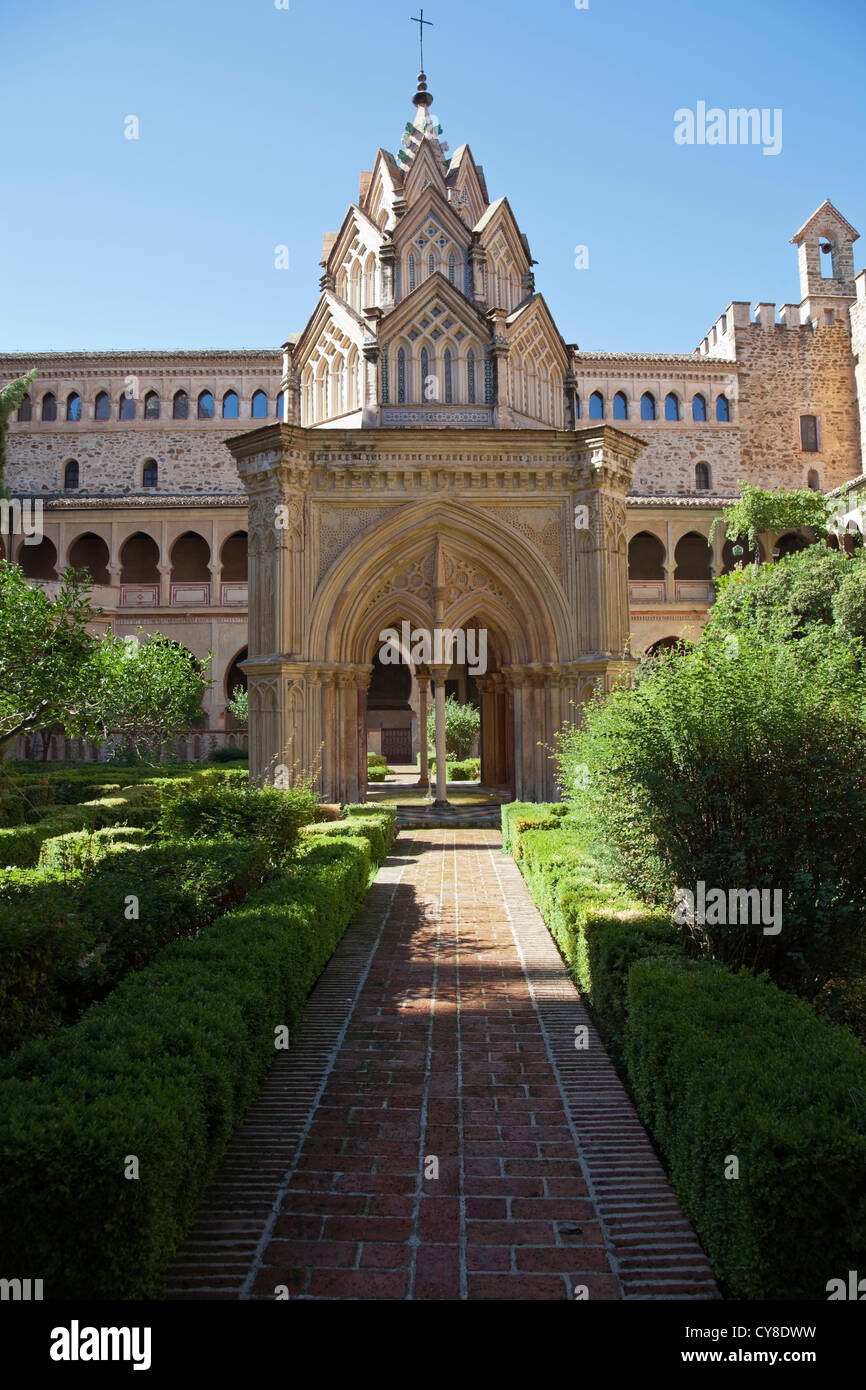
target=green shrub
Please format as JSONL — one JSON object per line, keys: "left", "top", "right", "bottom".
{"left": 367, "top": 752, "right": 387, "bottom": 768}
{"left": 625, "top": 956, "right": 866, "bottom": 1299}
{"left": 0, "top": 793, "right": 158, "bottom": 869}
{"left": 367, "top": 765, "right": 387, "bottom": 782}
{"left": 301, "top": 816, "right": 388, "bottom": 866}
{"left": 159, "top": 782, "right": 319, "bottom": 860}
{"left": 814, "top": 975, "right": 866, "bottom": 1046}
{"left": 0, "top": 835, "right": 373, "bottom": 1298}
{"left": 428, "top": 757, "right": 481, "bottom": 781}
{"left": 342, "top": 804, "right": 397, "bottom": 852}
{"left": 500, "top": 801, "right": 568, "bottom": 854}
{"left": 38, "top": 825, "right": 151, "bottom": 874}
{"left": 0, "top": 838, "right": 270, "bottom": 1053}
{"left": 208, "top": 746, "right": 248, "bottom": 763}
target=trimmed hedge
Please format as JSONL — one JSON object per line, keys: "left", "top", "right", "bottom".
{"left": 159, "top": 782, "right": 320, "bottom": 860}
{"left": 343, "top": 803, "right": 397, "bottom": 852}
{"left": 38, "top": 825, "right": 151, "bottom": 874}
{"left": 0, "top": 794, "right": 158, "bottom": 868}
{"left": 0, "top": 832, "right": 381, "bottom": 1298}
{"left": 626, "top": 957, "right": 866, "bottom": 1300}
{"left": 428, "top": 757, "right": 481, "bottom": 781}
{"left": 0, "top": 838, "right": 271, "bottom": 1053}
{"left": 501, "top": 801, "right": 569, "bottom": 856}
{"left": 300, "top": 815, "right": 389, "bottom": 867}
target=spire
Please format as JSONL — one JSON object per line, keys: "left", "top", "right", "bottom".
{"left": 397, "top": 10, "right": 449, "bottom": 170}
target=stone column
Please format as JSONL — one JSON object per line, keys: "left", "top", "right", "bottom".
{"left": 416, "top": 670, "right": 430, "bottom": 789}
{"left": 362, "top": 343, "right": 379, "bottom": 428}
{"left": 158, "top": 562, "right": 171, "bottom": 608}
{"left": 208, "top": 560, "right": 221, "bottom": 607}
{"left": 430, "top": 664, "right": 449, "bottom": 806}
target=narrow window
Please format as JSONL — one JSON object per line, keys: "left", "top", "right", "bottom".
{"left": 144, "top": 391, "right": 160, "bottom": 420}
{"left": 66, "top": 392, "right": 81, "bottom": 422}
{"left": 467, "top": 350, "right": 476, "bottom": 405}
{"left": 409, "top": 255, "right": 416, "bottom": 292}
{"left": 251, "top": 391, "right": 268, "bottom": 418}
{"left": 275, "top": 390, "right": 285, "bottom": 419}
{"left": 589, "top": 391, "right": 604, "bottom": 420}
{"left": 420, "top": 347, "right": 429, "bottom": 400}
{"left": 574, "top": 394, "right": 580, "bottom": 420}
{"left": 63, "top": 459, "right": 79, "bottom": 490}
{"left": 222, "top": 390, "right": 239, "bottom": 419}
{"left": 119, "top": 392, "right": 136, "bottom": 420}
{"left": 692, "top": 393, "right": 707, "bottom": 422}
{"left": 665, "top": 392, "right": 680, "bottom": 421}
{"left": 444, "top": 348, "right": 453, "bottom": 404}
{"left": 17, "top": 393, "right": 32, "bottom": 422}
{"left": 94, "top": 391, "right": 110, "bottom": 421}
{"left": 41, "top": 392, "right": 57, "bottom": 422}
{"left": 613, "top": 391, "right": 628, "bottom": 420}
{"left": 800, "top": 414, "right": 819, "bottom": 452}
{"left": 640, "top": 392, "right": 656, "bottom": 421}
{"left": 398, "top": 348, "right": 406, "bottom": 403}
{"left": 197, "top": 390, "right": 215, "bottom": 419}
{"left": 449, "top": 253, "right": 456, "bottom": 285}
{"left": 807, "top": 468, "right": 820, "bottom": 490}
{"left": 172, "top": 390, "right": 189, "bottom": 420}
{"left": 142, "top": 459, "right": 158, "bottom": 488}
{"left": 695, "top": 462, "right": 710, "bottom": 491}
{"left": 428, "top": 252, "right": 435, "bottom": 279}
{"left": 716, "top": 394, "right": 730, "bottom": 423}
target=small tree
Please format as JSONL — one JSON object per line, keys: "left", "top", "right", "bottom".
{"left": 426, "top": 695, "right": 480, "bottom": 760}
{"left": 227, "top": 685, "right": 248, "bottom": 726}
{"left": 0, "top": 370, "right": 37, "bottom": 497}
{"left": 88, "top": 633, "right": 211, "bottom": 756}
{"left": 708, "top": 483, "right": 829, "bottom": 559}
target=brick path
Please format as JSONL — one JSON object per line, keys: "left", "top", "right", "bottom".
{"left": 165, "top": 830, "right": 718, "bottom": 1300}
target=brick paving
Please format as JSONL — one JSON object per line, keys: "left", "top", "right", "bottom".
{"left": 165, "top": 829, "right": 718, "bottom": 1301}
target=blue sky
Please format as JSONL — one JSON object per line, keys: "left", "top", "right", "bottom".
{"left": 1, "top": 0, "right": 864, "bottom": 354}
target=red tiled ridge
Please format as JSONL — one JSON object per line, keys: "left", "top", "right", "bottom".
{"left": 164, "top": 830, "right": 718, "bottom": 1301}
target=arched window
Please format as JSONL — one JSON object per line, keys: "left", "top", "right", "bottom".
{"left": 222, "top": 390, "right": 239, "bottom": 419}
{"left": 172, "top": 390, "right": 189, "bottom": 420}
{"left": 17, "top": 393, "right": 32, "bottom": 422}
{"left": 251, "top": 391, "right": 268, "bottom": 418}
{"left": 397, "top": 348, "right": 407, "bottom": 404}
{"left": 275, "top": 390, "right": 285, "bottom": 419}
{"left": 66, "top": 392, "right": 81, "bottom": 422}
{"left": 675, "top": 532, "right": 712, "bottom": 580}
{"left": 363, "top": 253, "right": 376, "bottom": 308}
{"left": 692, "top": 393, "right": 707, "bottom": 422}
{"left": 613, "top": 391, "right": 628, "bottom": 420}
{"left": 197, "top": 390, "right": 214, "bottom": 420}
{"left": 41, "top": 392, "right": 57, "bottom": 422}
{"left": 640, "top": 392, "right": 656, "bottom": 421}
{"left": 142, "top": 459, "right": 158, "bottom": 488}
{"left": 119, "top": 391, "right": 136, "bottom": 421}
{"left": 409, "top": 254, "right": 416, "bottom": 292}
{"left": 68, "top": 532, "right": 109, "bottom": 585}
{"left": 628, "top": 532, "right": 665, "bottom": 581}
{"left": 716, "top": 394, "right": 730, "bottom": 422}
{"left": 695, "top": 462, "right": 710, "bottom": 491}
{"left": 349, "top": 262, "right": 361, "bottom": 311}
{"left": 807, "top": 468, "right": 820, "bottom": 490}
{"left": 94, "top": 391, "right": 110, "bottom": 421}
{"left": 144, "top": 391, "right": 160, "bottom": 420}
{"left": 665, "top": 392, "right": 680, "bottom": 421}
{"left": 427, "top": 253, "right": 435, "bottom": 280}
{"left": 420, "top": 348, "right": 430, "bottom": 400}
{"left": 574, "top": 394, "right": 580, "bottom": 420}
{"left": 63, "top": 459, "right": 79, "bottom": 490}
{"left": 589, "top": 391, "right": 604, "bottom": 420}
{"left": 444, "top": 348, "right": 453, "bottom": 404}
{"left": 467, "top": 350, "right": 476, "bottom": 405}
{"left": 449, "top": 253, "right": 456, "bottom": 285}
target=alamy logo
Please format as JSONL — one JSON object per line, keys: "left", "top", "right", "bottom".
{"left": 0, "top": 498, "right": 44, "bottom": 545}
{"left": 0, "top": 1277, "right": 42, "bottom": 1300}
{"left": 674, "top": 881, "right": 782, "bottom": 936}
{"left": 378, "top": 622, "right": 488, "bottom": 676}
{"left": 827, "top": 1271, "right": 866, "bottom": 1300}
{"left": 49, "top": 1321, "right": 152, "bottom": 1371}
{"left": 674, "top": 102, "right": 782, "bottom": 156}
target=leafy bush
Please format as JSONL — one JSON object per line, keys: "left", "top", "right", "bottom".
{"left": 428, "top": 757, "right": 481, "bottom": 781}
{"left": 367, "top": 752, "right": 387, "bottom": 768}
{"left": 342, "top": 804, "right": 397, "bottom": 852}
{"left": 706, "top": 544, "right": 860, "bottom": 645}
{"left": 208, "top": 746, "right": 248, "bottom": 763}
{"left": 39, "top": 825, "right": 151, "bottom": 874}
{"left": 500, "top": 801, "right": 569, "bottom": 856}
{"left": 0, "top": 838, "right": 271, "bottom": 1053}
{"left": 426, "top": 695, "right": 480, "bottom": 760}
{"left": 0, "top": 792, "right": 158, "bottom": 868}
{"left": 301, "top": 816, "right": 389, "bottom": 866}
{"left": 557, "top": 631, "right": 866, "bottom": 995}
{"left": 160, "top": 782, "right": 320, "bottom": 860}
{"left": 0, "top": 834, "right": 381, "bottom": 1297}
{"left": 813, "top": 975, "right": 866, "bottom": 1046}
{"left": 367, "top": 764, "right": 387, "bottom": 782}
{"left": 625, "top": 956, "right": 866, "bottom": 1299}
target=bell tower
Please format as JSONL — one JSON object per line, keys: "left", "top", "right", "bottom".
{"left": 790, "top": 200, "right": 859, "bottom": 328}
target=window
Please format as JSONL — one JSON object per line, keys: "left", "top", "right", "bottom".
{"left": 222, "top": 390, "right": 239, "bottom": 419}
{"left": 807, "top": 468, "right": 820, "bottom": 490}
{"left": 444, "top": 348, "right": 453, "bottom": 404}
{"left": 17, "top": 393, "right": 32, "bottom": 422}
{"left": 800, "top": 414, "right": 819, "bottom": 452}
{"left": 665, "top": 392, "right": 680, "bottom": 421}
{"left": 66, "top": 392, "right": 81, "bottom": 422}
{"left": 398, "top": 348, "right": 407, "bottom": 403}
{"left": 142, "top": 459, "right": 158, "bottom": 488}
{"left": 613, "top": 391, "right": 628, "bottom": 420}
{"left": 640, "top": 392, "right": 656, "bottom": 421}
{"left": 823, "top": 309, "right": 836, "bottom": 327}
{"left": 409, "top": 254, "right": 416, "bottom": 292}
{"left": 63, "top": 459, "right": 79, "bottom": 490}
{"left": 467, "top": 350, "right": 476, "bottom": 405}
{"left": 716, "top": 394, "right": 730, "bottom": 422}
{"left": 692, "top": 393, "right": 707, "bottom": 422}
{"left": 251, "top": 391, "right": 267, "bottom": 419}
{"left": 449, "top": 254, "right": 455, "bottom": 285}
{"left": 421, "top": 347, "right": 429, "bottom": 400}
{"left": 144, "top": 391, "right": 160, "bottom": 420}
{"left": 574, "top": 394, "right": 580, "bottom": 420}
{"left": 41, "top": 392, "right": 57, "bottom": 422}
{"left": 119, "top": 392, "right": 136, "bottom": 421}
{"left": 197, "top": 390, "right": 214, "bottom": 419}
{"left": 589, "top": 391, "right": 604, "bottom": 420}
{"left": 695, "top": 462, "right": 710, "bottom": 491}
{"left": 428, "top": 253, "right": 435, "bottom": 278}
{"left": 94, "top": 391, "right": 110, "bottom": 421}
{"left": 172, "top": 390, "right": 189, "bottom": 420}
{"left": 275, "top": 390, "right": 285, "bottom": 419}
{"left": 819, "top": 237, "right": 834, "bottom": 279}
